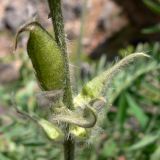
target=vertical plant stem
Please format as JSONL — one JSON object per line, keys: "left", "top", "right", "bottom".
{"left": 64, "top": 136, "right": 75, "bottom": 160}
{"left": 47, "top": 0, "right": 73, "bottom": 109}
{"left": 47, "top": 0, "right": 75, "bottom": 160}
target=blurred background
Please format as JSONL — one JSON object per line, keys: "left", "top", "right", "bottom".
{"left": 0, "top": 0, "right": 160, "bottom": 159}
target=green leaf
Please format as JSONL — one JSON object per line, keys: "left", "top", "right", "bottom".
{"left": 142, "top": 23, "right": 160, "bottom": 34}
{"left": 0, "top": 153, "right": 11, "bottom": 160}
{"left": 74, "top": 53, "right": 149, "bottom": 107}
{"left": 13, "top": 106, "right": 64, "bottom": 141}
{"left": 151, "top": 146, "right": 160, "bottom": 160}
{"left": 72, "top": 53, "right": 149, "bottom": 138}
{"left": 101, "top": 139, "right": 118, "bottom": 157}
{"left": 138, "top": 81, "right": 160, "bottom": 103}
{"left": 116, "top": 93, "right": 128, "bottom": 130}
{"left": 143, "top": 0, "right": 160, "bottom": 14}
{"left": 22, "top": 140, "right": 46, "bottom": 146}
{"left": 109, "top": 61, "right": 160, "bottom": 103}
{"left": 128, "top": 132, "right": 160, "bottom": 151}
{"left": 38, "top": 119, "right": 64, "bottom": 141}
{"left": 16, "top": 21, "right": 65, "bottom": 91}
{"left": 126, "top": 93, "right": 149, "bottom": 128}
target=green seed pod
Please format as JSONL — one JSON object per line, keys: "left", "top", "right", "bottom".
{"left": 15, "top": 21, "right": 65, "bottom": 91}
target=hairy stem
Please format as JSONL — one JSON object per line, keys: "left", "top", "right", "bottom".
{"left": 47, "top": 0, "right": 75, "bottom": 160}
{"left": 47, "top": 0, "right": 73, "bottom": 109}
{"left": 64, "top": 135, "right": 75, "bottom": 160}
